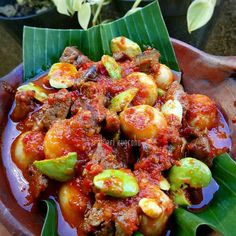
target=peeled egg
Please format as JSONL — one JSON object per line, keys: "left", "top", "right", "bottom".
{"left": 126, "top": 72, "right": 158, "bottom": 106}
{"left": 187, "top": 94, "right": 218, "bottom": 130}
{"left": 12, "top": 131, "right": 45, "bottom": 170}
{"left": 161, "top": 99, "right": 183, "bottom": 123}
{"left": 120, "top": 105, "right": 167, "bottom": 140}
{"left": 154, "top": 64, "right": 174, "bottom": 90}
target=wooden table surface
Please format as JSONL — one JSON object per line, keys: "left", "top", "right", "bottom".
{"left": 0, "top": 223, "right": 11, "bottom": 236}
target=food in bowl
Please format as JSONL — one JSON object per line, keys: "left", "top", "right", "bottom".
{"left": 3, "top": 37, "right": 231, "bottom": 235}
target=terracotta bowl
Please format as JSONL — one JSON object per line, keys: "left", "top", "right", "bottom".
{"left": 0, "top": 39, "right": 236, "bottom": 235}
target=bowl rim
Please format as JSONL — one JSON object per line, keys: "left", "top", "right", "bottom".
{"left": 0, "top": 5, "right": 55, "bottom": 21}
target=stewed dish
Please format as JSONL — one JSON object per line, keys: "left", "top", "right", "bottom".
{"left": 2, "top": 37, "right": 231, "bottom": 235}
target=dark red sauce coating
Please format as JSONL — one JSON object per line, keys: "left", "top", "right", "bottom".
{"left": 1, "top": 53, "right": 232, "bottom": 235}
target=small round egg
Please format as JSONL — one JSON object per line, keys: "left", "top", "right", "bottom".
{"left": 12, "top": 131, "right": 45, "bottom": 170}
{"left": 126, "top": 72, "right": 158, "bottom": 106}
{"left": 187, "top": 94, "right": 218, "bottom": 130}
{"left": 161, "top": 99, "right": 183, "bottom": 123}
{"left": 154, "top": 64, "right": 174, "bottom": 90}
{"left": 120, "top": 105, "right": 167, "bottom": 140}
{"left": 59, "top": 181, "right": 89, "bottom": 226}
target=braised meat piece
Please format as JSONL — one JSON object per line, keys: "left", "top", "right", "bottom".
{"left": 135, "top": 141, "right": 173, "bottom": 182}
{"left": 11, "top": 90, "right": 36, "bottom": 122}
{"left": 83, "top": 198, "right": 139, "bottom": 236}
{"left": 26, "top": 89, "right": 72, "bottom": 130}
{"left": 187, "top": 136, "right": 211, "bottom": 160}
{"left": 74, "top": 65, "right": 98, "bottom": 88}
{"left": 166, "top": 81, "right": 189, "bottom": 109}
{"left": 60, "top": 46, "right": 90, "bottom": 68}
{"left": 185, "top": 135, "right": 227, "bottom": 165}
{"left": 134, "top": 49, "right": 160, "bottom": 73}
{"left": 103, "top": 110, "right": 120, "bottom": 134}
{"left": 113, "top": 52, "right": 130, "bottom": 61}
{"left": 27, "top": 165, "right": 48, "bottom": 201}
{"left": 71, "top": 82, "right": 107, "bottom": 123}
{"left": 41, "top": 89, "right": 72, "bottom": 127}
{"left": 84, "top": 143, "right": 125, "bottom": 180}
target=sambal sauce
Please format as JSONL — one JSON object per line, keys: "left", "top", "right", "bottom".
{"left": 1, "top": 37, "right": 232, "bottom": 236}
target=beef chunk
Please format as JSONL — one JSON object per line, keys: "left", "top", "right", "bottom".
{"left": 84, "top": 143, "right": 125, "bottom": 180}
{"left": 40, "top": 89, "right": 72, "bottom": 128}
{"left": 73, "top": 65, "right": 98, "bottom": 88}
{"left": 186, "top": 136, "right": 213, "bottom": 165}
{"left": 113, "top": 52, "right": 130, "bottom": 62}
{"left": 84, "top": 198, "right": 139, "bottom": 236}
{"left": 93, "top": 222, "right": 115, "bottom": 236}
{"left": 135, "top": 141, "right": 173, "bottom": 182}
{"left": 187, "top": 136, "right": 211, "bottom": 157}
{"left": 71, "top": 82, "right": 107, "bottom": 123}
{"left": 26, "top": 89, "right": 72, "bottom": 130}
{"left": 134, "top": 49, "right": 160, "bottom": 73}
{"left": 91, "top": 143, "right": 125, "bottom": 169}
{"left": 103, "top": 111, "right": 120, "bottom": 134}
{"left": 60, "top": 46, "right": 90, "bottom": 68}
{"left": 11, "top": 90, "right": 36, "bottom": 122}
{"left": 28, "top": 165, "right": 48, "bottom": 201}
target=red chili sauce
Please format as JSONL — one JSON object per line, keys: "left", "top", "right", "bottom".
{"left": 1, "top": 47, "right": 232, "bottom": 236}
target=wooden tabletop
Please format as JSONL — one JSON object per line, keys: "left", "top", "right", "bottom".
{"left": 0, "top": 223, "right": 11, "bottom": 236}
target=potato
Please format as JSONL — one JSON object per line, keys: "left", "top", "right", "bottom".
{"left": 120, "top": 105, "right": 167, "bottom": 140}
{"left": 12, "top": 131, "right": 45, "bottom": 170}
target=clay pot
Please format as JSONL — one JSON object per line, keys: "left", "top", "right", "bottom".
{"left": 0, "top": 39, "right": 235, "bottom": 235}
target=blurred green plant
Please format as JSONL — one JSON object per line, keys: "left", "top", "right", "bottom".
{"left": 187, "top": 0, "right": 217, "bottom": 33}
{"left": 16, "top": 0, "right": 217, "bottom": 32}
{"left": 16, "top": 0, "right": 52, "bottom": 8}
{"left": 52, "top": 0, "right": 111, "bottom": 29}
{"left": 128, "top": 0, "right": 217, "bottom": 33}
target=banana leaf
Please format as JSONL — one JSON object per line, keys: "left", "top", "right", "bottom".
{"left": 41, "top": 199, "right": 58, "bottom": 236}
{"left": 174, "top": 153, "right": 236, "bottom": 236}
{"left": 23, "top": 0, "right": 179, "bottom": 81}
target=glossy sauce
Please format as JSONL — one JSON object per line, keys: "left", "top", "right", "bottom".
{"left": 1, "top": 71, "right": 232, "bottom": 235}
{"left": 2, "top": 108, "right": 231, "bottom": 236}
{"left": 189, "top": 179, "right": 219, "bottom": 212}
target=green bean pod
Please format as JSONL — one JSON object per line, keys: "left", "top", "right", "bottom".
{"left": 93, "top": 169, "right": 139, "bottom": 198}
{"left": 111, "top": 36, "right": 142, "bottom": 58}
{"left": 33, "top": 152, "right": 77, "bottom": 182}
{"left": 109, "top": 88, "right": 138, "bottom": 112}
{"left": 17, "top": 82, "right": 48, "bottom": 102}
{"left": 101, "top": 55, "right": 122, "bottom": 80}
{"left": 168, "top": 157, "right": 212, "bottom": 206}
